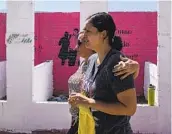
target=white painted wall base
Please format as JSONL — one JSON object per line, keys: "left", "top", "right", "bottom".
{"left": 144, "top": 62, "right": 158, "bottom": 101}
{"left": 0, "top": 102, "right": 71, "bottom": 133}
{"left": 0, "top": 1, "right": 171, "bottom": 134}
{"left": 0, "top": 102, "right": 159, "bottom": 134}
{"left": 0, "top": 61, "right": 6, "bottom": 99}
{"left": 33, "top": 60, "right": 53, "bottom": 102}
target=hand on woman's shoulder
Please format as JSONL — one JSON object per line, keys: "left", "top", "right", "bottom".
{"left": 108, "top": 49, "right": 126, "bottom": 67}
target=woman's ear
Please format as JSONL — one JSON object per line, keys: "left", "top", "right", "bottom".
{"left": 101, "top": 30, "right": 107, "bottom": 39}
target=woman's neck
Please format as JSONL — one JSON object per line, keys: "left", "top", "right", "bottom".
{"left": 97, "top": 44, "right": 111, "bottom": 65}
{"left": 84, "top": 53, "right": 94, "bottom": 64}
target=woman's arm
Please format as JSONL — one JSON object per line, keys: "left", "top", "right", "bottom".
{"left": 69, "top": 89, "right": 136, "bottom": 116}
{"left": 91, "top": 72, "right": 137, "bottom": 116}
{"left": 69, "top": 68, "right": 137, "bottom": 116}
{"left": 69, "top": 56, "right": 137, "bottom": 116}
{"left": 89, "top": 88, "right": 137, "bottom": 116}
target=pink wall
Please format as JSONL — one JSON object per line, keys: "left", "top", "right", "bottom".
{"left": 0, "top": 12, "right": 157, "bottom": 95}
{"left": 109, "top": 12, "right": 157, "bottom": 95}
{"left": 0, "top": 13, "right": 6, "bottom": 61}
{"left": 35, "top": 12, "right": 80, "bottom": 95}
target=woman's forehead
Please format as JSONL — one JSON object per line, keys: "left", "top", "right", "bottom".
{"left": 84, "top": 22, "right": 97, "bottom": 32}
{"left": 84, "top": 22, "right": 92, "bottom": 29}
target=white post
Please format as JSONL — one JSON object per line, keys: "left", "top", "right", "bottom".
{"left": 6, "top": 1, "right": 34, "bottom": 106}
{"left": 157, "top": 1, "right": 171, "bottom": 133}
{"left": 80, "top": 0, "right": 108, "bottom": 30}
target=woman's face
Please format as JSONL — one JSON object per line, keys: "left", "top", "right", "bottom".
{"left": 76, "top": 33, "right": 93, "bottom": 59}
{"left": 83, "top": 21, "right": 104, "bottom": 51}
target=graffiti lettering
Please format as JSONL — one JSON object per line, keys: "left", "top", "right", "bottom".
{"left": 116, "top": 29, "right": 132, "bottom": 35}
{"left": 6, "top": 34, "right": 33, "bottom": 44}
{"left": 123, "top": 41, "right": 130, "bottom": 47}
{"left": 126, "top": 54, "right": 138, "bottom": 60}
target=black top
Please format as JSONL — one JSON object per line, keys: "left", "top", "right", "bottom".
{"left": 82, "top": 49, "right": 135, "bottom": 134}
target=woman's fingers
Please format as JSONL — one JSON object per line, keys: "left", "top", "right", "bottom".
{"left": 120, "top": 72, "right": 132, "bottom": 80}
{"left": 68, "top": 97, "right": 80, "bottom": 107}
{"left": 120, "top": 55, "right": 128, "bottom": 62}
{"left": 114, "top": 69, "right": 128, "bottom": 76}
{"left": 68, "top": 94, "right": 79, "bottom": 104}
{"left": 69, "top": 93, "right": 82, "bottom": 103}
{"left": 113, "top": 61, "right": 126, "bottom": 72}
{"left": 69, "top": 93, "right": 91, "bottom": 107}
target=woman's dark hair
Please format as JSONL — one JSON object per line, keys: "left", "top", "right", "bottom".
{"left": 86, "top": 12, "right": 123, "bottom": 51}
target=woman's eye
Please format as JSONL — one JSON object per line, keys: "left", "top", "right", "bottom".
{"left": 86, "top": 30, "right": 90, "bottom": 33}
{"left": 84, "top": 29, "right": 89, "bottom": 33}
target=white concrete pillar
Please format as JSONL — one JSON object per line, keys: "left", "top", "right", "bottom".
{"left": 6, "top": 1, "right": 34, "bottom": 104}
{"left": 0, "top": 1, "right": 35, "bottom": 131}
{"left": 157, "top": 1, "right": 171, "bottom": 133}
{"left": 80, "top": 0, "right": 108, "bottom": 30}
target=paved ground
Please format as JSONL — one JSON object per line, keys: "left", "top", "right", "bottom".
{"left": 0, "top": 130, "right": 155, "bottom": 134}
{"left": 0, "top": 130, "right": 67, "bottom": 134}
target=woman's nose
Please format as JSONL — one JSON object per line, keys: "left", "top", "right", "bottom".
{"left": 82, "top": 31, "right": 87, "bottom": 36}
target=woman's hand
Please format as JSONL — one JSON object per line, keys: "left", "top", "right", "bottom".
{"left": 113, "top": 56, "right": 140, "bottom": 80}
{"left": 68, "top": 93, "right": 94, "bottom": 108}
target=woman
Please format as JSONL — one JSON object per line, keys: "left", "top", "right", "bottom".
{"left": 68, "top": 31, "right": 139, "bottom": 134}
{"left": 69, "top": 12, "right": 137, "bottom": 134}
{"left": 67, "top": 32, "right": 95, "bottom": 134}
